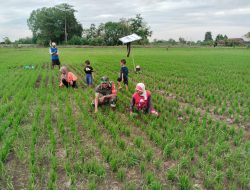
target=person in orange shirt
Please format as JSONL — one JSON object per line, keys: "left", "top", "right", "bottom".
{"left": 59, "top": 66, "right": 78, "bottom": 88}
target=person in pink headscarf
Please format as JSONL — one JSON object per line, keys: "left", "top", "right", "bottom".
{"left": 129, "top": 83, "right": 159, "bottom": 116}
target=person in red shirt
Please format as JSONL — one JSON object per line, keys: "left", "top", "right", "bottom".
{"left": 130, "top": 83, "right": 159, "bottom": 116}
{"left": 59, "top": 66, "right": 78, "bottom": 88}
{"left": 93, "top": 76, "right": 117, "bottom": 113}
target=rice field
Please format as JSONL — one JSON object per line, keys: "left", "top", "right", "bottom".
{"left": 0, "top": 47, "right": 249, "bottom": 190}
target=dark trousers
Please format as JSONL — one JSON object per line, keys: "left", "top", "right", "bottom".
{"left": 62, "top": 79, "right": 78, "bottom": 88}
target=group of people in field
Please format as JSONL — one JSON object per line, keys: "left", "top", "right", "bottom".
{"left": 49, "top": 42, "right": 159, "bottom": 116}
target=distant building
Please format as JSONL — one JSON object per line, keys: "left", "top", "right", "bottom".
{"left": 216, "top": 38, "right": 246, "bottom": 47}
{"left": 228, "top": 38, "right": 245, "bottom": 45}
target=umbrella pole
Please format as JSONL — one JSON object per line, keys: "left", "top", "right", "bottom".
{"left": 132, "top": 53, "right": 136, "bottom": 72}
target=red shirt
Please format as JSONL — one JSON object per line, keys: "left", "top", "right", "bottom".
{"left": 130, "top": 90, "right": 151, "bottom": 112}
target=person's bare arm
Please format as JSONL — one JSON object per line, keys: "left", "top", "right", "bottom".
{"left": 95, "top": 94, "right": 99, "bottom": 113}
{"left": 130, "top": 97, "right": 135, "bottom": 115}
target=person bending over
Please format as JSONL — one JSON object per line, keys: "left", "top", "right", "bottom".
{"left": 59, "top": 66, "right": 78, "bottom": 88}
{"left": 94, "top": 76, "right": 117, "bottom": 113}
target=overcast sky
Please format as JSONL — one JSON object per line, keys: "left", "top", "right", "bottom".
{"left": 0, "top": 0, "right": 249, "bottom": 42}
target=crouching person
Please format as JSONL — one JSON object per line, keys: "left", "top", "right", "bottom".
{"left": 94, "top": 76, "right": 117, "bottom": 113}
{"left": 59, "top": 66, "right": 78, "bottom": 88}
{"left": 130, "top": 83, "right": 159, "bottom": 116}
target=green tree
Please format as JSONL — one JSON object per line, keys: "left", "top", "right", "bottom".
{"left": 15, "top": 37, "right": 34, "bottom": 44}
{"left": 245, "top": 32, "right": 250, "bottom": 38}
{"left": 204, "top": 31, "right": 213, "bottom": 41}
{"left": 81, "top": 14, "right": 152, "bottom": 46}
{"left": 129, "top": 14, "right": 152, "bottom": 44}
{"left": 27, "top": 3, "right": 83, "bottom": 45}
{"left": 3, "top": 37, "right": 11, "bottom": 44}
{"left": 168, "top": 38, "right": 177, "bottom": 45}
{"left": 179, "top": 37, "right": 186, "bottom": 44}
{"left": 214, "top": 34, "right": 228, "bottom": 47}
{"left": 83, "top": 24, "right": 98, "bottom": 39}
{"left": 215, "top": 34, "right": 224, "bottom": 41}
{"left": 103, "top": 22, "right": 124, "bottom": 45}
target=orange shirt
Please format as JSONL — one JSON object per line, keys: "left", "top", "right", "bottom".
{"left": 60, "top": 72, "right": 77, "bottom": 86}
{"left": 67, "top": 72, "right": 77, "bottom": 82}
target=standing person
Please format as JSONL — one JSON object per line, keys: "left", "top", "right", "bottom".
{"left": 93, "top": 76, "right": 117, "bottom": 113}
{"left": 49, "top": 41, "right": 60, "bottom": 69}
{"left": 117, "top": 59, "right": 129, "bottom": 91}
{"left": 130, "top": 83, "right": 159, "bottom": 116}
{"left": 59, "top": 66, "right": 78, "bottom": 88}
{"left": 84, "top": 60, "right": 94, "bottom": 87}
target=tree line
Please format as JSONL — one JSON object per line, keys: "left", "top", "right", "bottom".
{"left": 152, "top": 31, "right": 249, "bottom": 47}
{"left": 2, "top": 3, "right": 249, "bottom": 47}
{"left": 25, "top": 3, "right": 152, "bottom": 46}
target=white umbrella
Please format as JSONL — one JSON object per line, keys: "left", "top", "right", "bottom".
{"left": 119, "top": 33, "right": 142, "bottom": 71}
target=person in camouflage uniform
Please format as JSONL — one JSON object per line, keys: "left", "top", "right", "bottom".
{"left": 93, "top": 76, "right": 117, "bottom": 113}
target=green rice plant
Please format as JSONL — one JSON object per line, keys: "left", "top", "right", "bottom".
{"left": 229, "top": 127, "right": 236, "bottom": 136}
{"left": 213, "top": 107, "right": 218, "bottom": 114}
{"left": 207, "top": 152, "right": 214, "bottom": 164}
{"left": 124, "top": 128, "right": 131, "bottom": 137}
{"left": 84, "top": 160, "right": 105, "bottom": 177}
{"left": 140, "top": 161, "right": 146, "bottom": 173}
{"left": 175, "top": 138, "right": 181, "bottom": 148}
{"left": 238, "top": 173, "right": 249, "bottom": 189}
{"left": 145, "top": 148, "right": 153, "bottom": 162}
{"left": 134, "top": 136, "right": 144, "bottom": 148}
{"left": 233, "top": 135, "right": 241, "bottom": 146}
{"left": 110, "top": 159, "right": 118, "bottom": 172}
{"left": 154, "top": 159, "right": 162, "bottom": 170}
{"left": 185, "top": 106, "right": 191, "bottom": 115}
{"left": 117, "top": 138, "right": 126, "bottom": 150}
{"left": 234, "top": 114, "right": 240, "bottom": 124}
{"left": 166, "top": 168, "right": 177, "bottom": 182}
{"left": 189, "top": 166, "right": 198, "bottom": 178}
{"left": 163, "top": 144, "right": 173, "bottom": 159}
{"left": 204, "top": 173, "right": 214, "bottom": 189}
{"left": 123, "top": 183, "right": 136, "bottom": 190}
{"left": 197, "top": 146, "right": 205, "bottom": 157}
{"left": 87, "top": 180, "right": 96, "bottom": 190}
{"left": 214, "top": 183, "right": 223, "bottom": 190}
{"left": 150, "top": 180, "right": 162, "bottom": 190}
{"left": 214, "top": 171, "right": 224, "bottom": 184}
{"left": 74, "top": 161, "right": 84, "bottom": 174}
{"left": 101, "top": 146, "right": 112, "bottom": 163}
{"left": 243, "top": 113, "right": 249, "bottom": 123}
{"left": 215, "top": 158, "right": 224, "bottom": 171}
{"left": 226, "top": 166, "right": 234, "bottom": 180}
{"left": 48, "top": 168, "right": 57, "bottom": 186}
{"left": 179, "top": 175, "right": 191, "bottom": 190}
{"left": 197, "top": 157, "right": 206, "bottom": 170}
{"left": 145, "top": 171, "right": 155, "bottom": 185}
{"left": 180, "top": 156, "right": 191, "bottom": 170}
{"left": 228, "top": 182, "right": 237, "bottom": 190}
{"left": 188, "top": 149, "right": 195, "bottom": 161}
{"left": 117, "top": 168, "right": 126, "bottom": 182}
{"left": 184, "top": 135, "right": 196, "bottom": 149}
{"left": 125, "top": 148, "right": 140, "bottom": 168}
{"left": 228, "top": 107, "right": 233, "bottom": 115}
